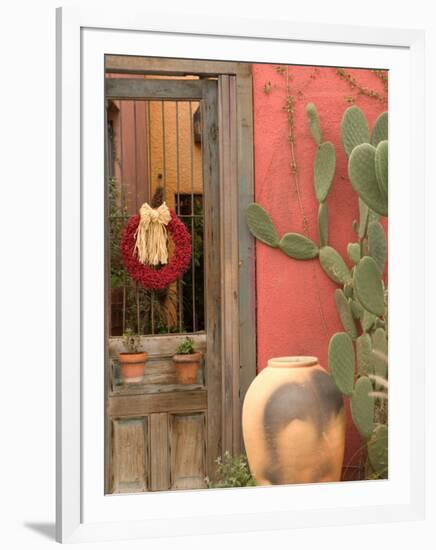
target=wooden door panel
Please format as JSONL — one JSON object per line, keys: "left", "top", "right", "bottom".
{"left": 111, "top": 417, "right": 149, "bottom": 493}
{"left": 106, "top": 78, "right": 209, "bottom": 100}
{"left": 109, "top": 389, "right": 207, "bottom": 417}
{"left": 150, "top": 413, "right": 170, "bottom": 491}
{"left": 169, "top": 413, "right": 207, "bottom": 490}
{"left": 135, "top": 359, "right": 177, "bottom": 385}
{"left": 109, "top": 334, "right": 207, "bottom": 357}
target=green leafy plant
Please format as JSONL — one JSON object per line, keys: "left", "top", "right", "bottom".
{"left": 206, "top": 452, "right": 256, "bottom": 488}
{"left": 108, "top": 176, "right": 129, "bottom": 289}
{"left": 121, "top": 328, "right": 142, "bottom": 354}
{"left": 246, "top": 103, "right": 388, "bottom": 480}
{"left": 175, "top": 337, "right": 196, "bottom": 355}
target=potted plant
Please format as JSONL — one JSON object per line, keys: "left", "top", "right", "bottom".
{"left": 118, "top": 329, "right": 148, "bottom": 384}
{"left": 173, "top": 337, "right": 202, "bottom": 385}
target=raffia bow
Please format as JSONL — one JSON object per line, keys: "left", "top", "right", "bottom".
{"left": 134, "top": 202, "right": 171, "bottom": 266}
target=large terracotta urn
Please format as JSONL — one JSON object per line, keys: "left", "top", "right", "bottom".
{"left": 242, "top": 356, "right": 346, "bottom": 485}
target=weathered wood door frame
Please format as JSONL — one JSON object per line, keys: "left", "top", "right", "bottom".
{"left": 105, "top": 56, "right": 256, "bottom": 482}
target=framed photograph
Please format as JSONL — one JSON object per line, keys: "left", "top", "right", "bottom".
{"left": 56, "top": 6, "right": 425, "bottom": 544}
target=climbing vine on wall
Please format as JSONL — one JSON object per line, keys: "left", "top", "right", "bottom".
{"left": 335, "top": 68, "right": 388, "bottom": 105}
{"left": 258, "top": 66, "right": 388, "bottom": 337}
{"left": 270, "top": 65, "right": 330, "bottom": 333}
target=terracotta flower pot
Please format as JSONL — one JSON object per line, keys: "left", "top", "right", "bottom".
{"left": 242, "top": 356, "right": 346, "bottom": 486}
{"left": 118, "top": 352, "right": 148, "bottom": 384}
{"left": 173, "top": 352, "right": 202, "bottom": 385}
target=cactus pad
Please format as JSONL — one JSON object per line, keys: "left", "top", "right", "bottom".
{"left": 246, "top": 203, "right": 279, "bottom": 248}
{"left": 341, "top": 105, "right": 370, "bottom": 156}
{"left": 318, "top": 203, "right": 328, "bottom": 247}
{"left": 344, "top": 283, "right": 353, "bottom": 299}
{"left": 349, "top": 143, "right": 388, "bottom": 217}
{"left": 356, "top": 333, "right": 372, "bottom": 375}
{"left": 335, "top": 289, "right": 357, "bottom": 338}
{"left": 319, "top": 246, "right": 352, "bottom": 285}
{"left": 354, "top": 256, "right": 385, "bottom": 317}
{"left": 368, "top": 221, "right": 386, "bottom": 274}
{"left": 351, "top": 376, "right": 375, "bottom": 439}
{"left": 279, "top": 233, "right": 319, "bottom": 260}
{"left": 306, "top": 102, "right": 322, "bottom": 145}
{"left": 314, "top": 141, "right": 336, "bottom": 202}
{"left": 368, "top": 209, "right": 381, "bottom": 225}
{"left": 328, "top": 332, "right": 355, "bottom": 396}
{"left": 358, "top": 198, "right": 369, "bottom": 238}
{"left": 372, "top": 327, "right": 388, "bottom": 380}
{"left": 361, "top": 309, "right": 376, "bottom": 332}
{"left": 371, "top": 111, "right": 388, "bottom": 147}
{"left": 368, "top": 425, "right": 388, "bottom": 477}
{"left": 347, "top": 242, "right": 361, "bottom": 264}
{"left": 351, "top": 300, "right": 363, "bottom": 319}
{"left": 375, "top": 140, "right": 388, "bottom": 199}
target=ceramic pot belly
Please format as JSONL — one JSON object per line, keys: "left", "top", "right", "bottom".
{"left": 242, "top": 356, "right": 346, "bottom": 485}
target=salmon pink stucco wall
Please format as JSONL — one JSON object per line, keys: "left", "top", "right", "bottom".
{"left": 251, "top": 64, "right": 388, "bottom": 471}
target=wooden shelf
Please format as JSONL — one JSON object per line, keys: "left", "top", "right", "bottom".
{"left": 110, "top": 382, "right": 205, "bottom": 397}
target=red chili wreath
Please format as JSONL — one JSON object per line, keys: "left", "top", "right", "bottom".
{"left": 121, "top": 210, "right": 191, "bottom": 290}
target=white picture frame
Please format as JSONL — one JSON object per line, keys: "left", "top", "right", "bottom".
{"left": 56, "top": 6, "right": 426, "bottom": 544}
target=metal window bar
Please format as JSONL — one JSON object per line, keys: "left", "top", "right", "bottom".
{"left": 175, "top": 101, "right": 183, "bottom": 333}
{"left": 189, "top": 101, "right": 196, "bottom": 333}
{"left": 161, "top": 101, "right": 167, "bottom": 203}
{"left": 147, "top": 101, "right": 155, "bottom": 335}
{"left": 133, "top": 102, "right": 141, "bottom": 334}
{"left": 161, "top": 101, "right": 170, "bottom": 334}
{"left": 108, "top": 95, "right": 205, "bottom": 337}
{"left": 118, "top": 100, "right": 127, "bottom": 335}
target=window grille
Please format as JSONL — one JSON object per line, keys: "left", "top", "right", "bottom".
{"left": 107, "top": 95, "right": 205, "bottom": 336}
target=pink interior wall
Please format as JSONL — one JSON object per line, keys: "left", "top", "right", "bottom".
{"left": 252, "top": 64, "right": 387, "bottom": 471}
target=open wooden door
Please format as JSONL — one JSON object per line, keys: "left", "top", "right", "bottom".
{"left": 104, "top": 59, "right": 255, "bottom": 494}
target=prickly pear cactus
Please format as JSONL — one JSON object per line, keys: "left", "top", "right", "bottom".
{"left": 334, "top": 289, "right": 357, "bottom": 339}
{"left": 344, "top": 283, "right": 353, "bottom": 299}
{"left": 356, "top": 333, "right": 372, "bottom": 376}
{"left": 306, "top": 102, "right": 322, "bottom": 145}
{"left": 358, "top": 198, "right": 369, "bottom": 238}
{"left": 319, "top": 246, "right": 352, "bottom": 285}
{"left": 361, "top": 309, "right": 377, "bottom": 333}
{"left": 349, "top": 143, "right": 388, "bottom": 216}
{"left": 351, "top": 376, "right": 375, "bottom": 439}
{"left": 368, "top": 221, "right": 387, "bottom": 274}
{"left": 372, "top": 327, "right": 388, "bottom": 380}
{"left": 367, "top": 425, "right": 388, "bottom": 477}
{"left": 350, "top": 299, "right": 363, "bottom": 320}
{"left": 353, "top": 257, "right": 385, "bottom": 317}
{"left": 314, "top": 142, "right": 336, "bottom": 202}
{"left": 341, "top": 105, "right": 370, "bottom": 157}
{"left": 279, "top": 233, "right": 319, "bottom": 260}
{"left": 328, "top": 332, "right": 355, "bottom": 396}
{"left": 347, "top": 242, "right": 361, "bottom": 264}
{"left": 375, "top": 140, "right": 388, "bottom": 199}
{"left": 245, "top": 203, "right": 279, "bottom": 247}
{"left": 245, "top": 99, "right": 388, "bottom": 479}
{"left": 318, "top": 203, "right": 328, "bottom": 247}
{"left": 371, "top": 112, "right": 388, "bottom": 147}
